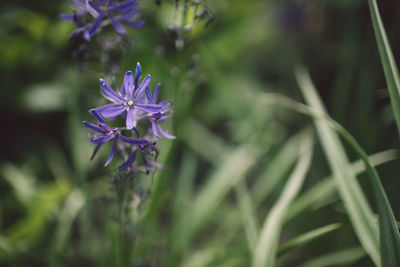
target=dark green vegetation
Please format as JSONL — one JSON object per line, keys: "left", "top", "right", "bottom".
{"left": 1, "top": 0, "right": 400, "bottom": 266}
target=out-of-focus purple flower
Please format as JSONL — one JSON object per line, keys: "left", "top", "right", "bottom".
{"left": 119, "top": 138, "right": 159, "bottom": 174}
{"left": 145, "top": 84, "right": 175, "bottom": 139}
{"left": 93, "top": 63, "right": 164, "bottom": 129}
{"left": 60, "top": 0, "right": 145, "bottom": 41}
{"left": 83, "top": 109, "right": 148, "bottom": 166}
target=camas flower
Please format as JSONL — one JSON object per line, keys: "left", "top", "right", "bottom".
{"left": 145, "top": 84, "right": 175, "bottom": 139}
{"left": 83, "top": 109, "right": 148, "bottom": 166}
{"left": 93, "top": 63, "right": 164, "bottom": 129}
{"left": 60, "top": 0, "right": 145, "bottom": 41}
{"left": 118, "top": 137, "right": 159, "bottom": 173}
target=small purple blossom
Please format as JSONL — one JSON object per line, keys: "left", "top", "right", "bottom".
{"left": 60, "top": 0, "right": 145, "bottom": 41}
{"left": 83, "top": 109, "right": 149, "bottom": 166}
{"left": 84, "top": 63, "right": 174, "bottom": 174}
{"left": 93, "top": 63, "right": 164, "bottom": 129}
{"left": 145, "top": 84, "right": 175, "bottom": 139}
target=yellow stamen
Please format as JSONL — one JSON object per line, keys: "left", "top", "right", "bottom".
{"left": 128, "top": 101, "right": 133, "bottom": 106}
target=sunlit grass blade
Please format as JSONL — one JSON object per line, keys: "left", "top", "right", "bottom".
{"left": 296, "top": 67, "right": 400, "bottom": 266}
{"left": 234, "top": 180, "right": 259, "bottom": 251}
{"left": 51, "top": 189, "right": 85, "bottom": 257}
{"left": 251, "top": 131, "right": 305, "bottom": 205}
{"left": 191, "top": 141, "right": 263, "bottom": 234}
{"left": 261, "top": 89, "right": 380, "bottom": 264}
{"left": 299, "top": 246, "right": 366, "bottom": 267}
{"left": 285, "top": 149, "right": 397, "bottom": 222}
{"left": 253, "top": 135, "right": 313, "bottom": 267}
{"left": 278, "top": 223, "right": 341, "bottom": 256}
{"left": 368, "top": 0, "right": 400, "bottom": 137}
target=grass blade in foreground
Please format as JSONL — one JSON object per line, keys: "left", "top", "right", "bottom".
{"left": 252, "top": 135, "right": 313, "bottom": 267}
{"left": 285, "top": 149, "right": 397, "bottom": 222}
{"left": 368, "top": 0, "right": 400, "bottom": 138}
{"left": 296, "top": 67, "right": 400, "bottom": 266}
{"left": 278, "top": 223, "right": 341, "bottom": 256}
{"left": 299, "top": 247, "right": 365, "bottom": 267}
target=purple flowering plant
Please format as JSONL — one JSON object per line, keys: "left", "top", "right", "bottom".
{"left": 60, "top": 0, "right": 145, "bottom": 41}
{"left": 83, "top": 63, "right": 174, "bottom": 173}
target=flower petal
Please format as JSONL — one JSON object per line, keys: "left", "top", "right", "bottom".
{"left": 90, "top": 143, "right": 103, "bottom": 160}
{"left": 151, "top": 121, "right": 161, "bottom": 139}
{"left": 89, "top": 109, "right": 106, "bottom": 123}
{"left": 83, "top": 14, "right": 104, "bottom": 40}
{"left": 120, "top": 83, "right": 126, "bottom": 97}
{"left": 105, "top": 135, "right": 118, "bottom": 166}
{"left": 110, "top": 16, "right": 126, "bottom": 35}
{"left": 124, "top": 71, "right": 134, "bottom": 98}
{"left": 119, "top": 134, "right": 149, "bottom": 145}
{"left": 126, "top": 107, "right": 135, "bottom": 129}
{"left": 108, "top": 0, "right": 135, "bottom": 11}
{"left": 83, "top": 121, "right": 108, "bottom": 134}
{"left": 157, "top": 125, "right": 175, "bottom": 139}
{"left": 134, "top": 75, "right": 151, "bottom": 99}
{"left": 99, "top": 78, "right": 126, "bottom": 103}
{"left": 135, "top": 103, "right": 163, "bottom": 113}
{"left": 134, "top": 62, "right": 142, "bottom": 89}
{"left": 99, "top": 105, "right": 126, "bottom": 118}
{"left": 88, "top": 1, "right": 106, "bottom": 15}
{"left": 118, "top": 149, "right": 137, "bottom": 171}
{"left": 90, "top": 133, "right": 114, "bottom": 144}
{"left": 153, "top": 83, "right": 160, "bottom": 103}
{"left": 59, "top": 13, "right": 74, "bottom": 20}
{"left": 145, "top": 87, "right": 152, "bottom": 103}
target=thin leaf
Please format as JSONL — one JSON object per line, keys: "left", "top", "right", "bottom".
{"left": 278, "top": 223, "right": 341, "bottom": 255}
{"left": 191, "top": 141, "right": 263, "bottom": 233}
{"left": 234, "top": 180, "right": 259, "bottom": 251}
{"left": 299, "top": 246, "right": 365, "bottom": 267}
{"left": 285, "top": 149, "right": 397, "bottom": 222}
{"left": 252, "top": 135, "right": 313, "bottom": 267}
{"left": 296, "top": 67, "right": 400, "bottom": 266}
{"left": 368, "top": 0, "right": 400, "bottom": 137}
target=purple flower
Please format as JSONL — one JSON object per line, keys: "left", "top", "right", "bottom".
{"left": 145, "top": 84, "right": 175, "bottom": 139}
{"left": 93, "top": 63, "right": 164, "bottom": 129}
{"left": 83, "top": 109, "right": 149, "bottom": 166}
{"left": 118, "top": 138, "right": 159, "bottom": 174}
{"left": 60, "top": 0, "right": 145, "bottom": 41}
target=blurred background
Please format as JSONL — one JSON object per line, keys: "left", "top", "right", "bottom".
{"left": 1, "top": 0, "right": 400, "bottom": 266}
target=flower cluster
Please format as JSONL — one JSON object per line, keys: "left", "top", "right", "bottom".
{"left": 83, "top": 63, "right": 174, "bottom": 173}
{"left": 60, "top": 0, "right": 145, "bottom": 41}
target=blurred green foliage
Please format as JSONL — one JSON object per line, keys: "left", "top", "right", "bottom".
{"left": 1, "top": 0, "right": 400, "bottom": 266}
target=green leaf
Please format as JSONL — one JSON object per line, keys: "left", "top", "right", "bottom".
{"left": 252, "top": 135, "right": 313, "bottom": 267}
{"left": 296, "top": 67, "right": 400, "bottom": 266}
{"left": 285, "top": 149, "right": 397, "bottom": 222}
{"left": 234, "top": 180, "right": 259, "bottom": 251}
{"left": 368, "top": 0, "right": 400, "bottom": 138}
{"left": 278, "top": 223, "right": 341, "bottom": 255}
{"left": 299, "top": 247, "right": 366, "bottom": 267}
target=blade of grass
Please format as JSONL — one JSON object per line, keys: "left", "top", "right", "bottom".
{"left": 278, "top": 223, "right": 341, "bottom": 256}
{"left": 296, "top": 67, "right": 400, "bottom": 266}
{"left": 285, "top": 149, "right": 397, "bottom": 222}
{"left": 252, "top": 131, "right": 305, "bottom": 205}
{"left": 234, "top": 180, "right": 259, "bottom": 251}
{"left": 182, "top": 118, "right": 264, "bottom": 250}
{"left": 261, "top": 89, "right": 379, "bottom": 265}
{"left": 191, "top": 141, "right": 263, "bottom": 234}
{"left": 252, "top": 135, "right": 313, "bottom": 267}
{"left": 368, "top": 0, "right": 400, "bottom": 137}
{"left": 299, "top": 246, "right": 366, "bottom": 267}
